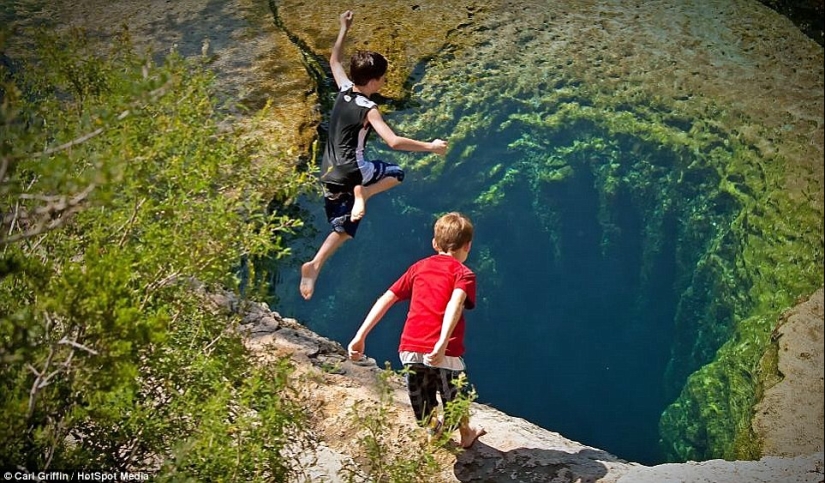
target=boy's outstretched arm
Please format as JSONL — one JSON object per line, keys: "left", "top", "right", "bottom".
{"left": 348, "top": 290, "right": 399, "bottom": 360}
{"left": 331, "top": 10, "right": 353, "bottom": 88}
{"left": 366, "top": 109, "right": 448, "bottom": 155}
{"left": 425, "top": 288, "right": 467, "bottom": 366}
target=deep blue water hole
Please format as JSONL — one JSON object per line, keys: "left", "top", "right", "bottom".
{"left": 274, "top": 108, "right": 688, "bottom": 466}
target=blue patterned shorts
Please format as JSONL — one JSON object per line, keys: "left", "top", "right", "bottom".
{"left": 323, "top": 160, "right": 404, "bottom": 238}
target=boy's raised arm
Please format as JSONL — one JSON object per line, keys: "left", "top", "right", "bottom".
{"left": 330, "top": 10, "right": 353, "bottom": 88}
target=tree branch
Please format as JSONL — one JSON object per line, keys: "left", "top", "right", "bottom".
{"left": 1, "top": 79, "right": 173, "bottom": 247}
{"left": 26, "top": 344, "right": 56, "bottom": 419}
{"left": 2, "top": 184, "right": 96, "bottom": 245}
{"left": 117, "top": 197, "right": 146, "bottom": 248}
{"left": 0, "top": 156, "right": 8, "bottom": 187}
{"left": 57, "top": 337, "right": 99, "bottom": 356}
{"left": 7, "top": 80, "right": 169, "bottom": 164}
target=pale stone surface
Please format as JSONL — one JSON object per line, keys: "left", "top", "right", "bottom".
{"left": 450, "top": 406, "right": 637, "bottom": 482}
{"left": 753, "top": 288, "right": 825, "bottom": 457}
{"left": 617, "top": 453, "right": 824, "bottom": 483}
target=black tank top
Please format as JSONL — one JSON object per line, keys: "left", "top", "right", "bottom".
{"left": 320, "top": 83, "right": 377, "bottom": 191}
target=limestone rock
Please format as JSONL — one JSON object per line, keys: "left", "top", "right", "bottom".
{"left": 753, "top": 288, "right": 824, "bottom": 457}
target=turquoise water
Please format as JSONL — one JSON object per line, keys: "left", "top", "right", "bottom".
{"left": 271, "top": 2, "right": 761, "bottom": 465}
{"left": 275, "top": 119, "right": 696, "bottom": 465}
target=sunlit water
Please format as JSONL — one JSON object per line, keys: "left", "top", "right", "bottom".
{"left": 270, "top": 1, "right": 785, "bottom": 465}
{"left": 275, "top": 136, "right": 678, "bottom": 465}
{"left": 275, "top": 95, "right": 680, "bottom": 467}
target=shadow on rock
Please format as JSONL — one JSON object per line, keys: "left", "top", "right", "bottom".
{"left": 455, "top": 443, "right": 615, "bottom": 483}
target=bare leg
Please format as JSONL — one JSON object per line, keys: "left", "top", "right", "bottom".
{"left": 351, "top": 177, "right": 401, "bottom": 221}
{"left": 351, "top": 185, "right": 367, "bottom": 222}
{"left": 458, "top": 417, "right": 486, "bottom": 449}
{"left": 300, "top": 231, "right": 351, "bottom": 300}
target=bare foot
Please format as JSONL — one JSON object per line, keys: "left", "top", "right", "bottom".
{"left": 459, "top": 425, "right": 486, "bottom": 449}
{"left": 351, "top": 197, "right": 366, "bottom": 221}
{"left": 300, "top": 262, "right": 318, "bottom": 300}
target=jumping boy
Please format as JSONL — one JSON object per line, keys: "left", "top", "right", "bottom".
{"left": 299, "top": 10, "right": 449, "bottom": 300}
{"left": 347, "top": 212, "right": 487, "bottom": 448}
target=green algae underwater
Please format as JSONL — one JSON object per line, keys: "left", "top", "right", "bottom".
{"left": 272, "top": 0, "right": 823, "bottom": 466}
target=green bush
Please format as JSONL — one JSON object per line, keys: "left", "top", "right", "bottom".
{"left": 1, "top": 27, "right": 314, "bottom": 479}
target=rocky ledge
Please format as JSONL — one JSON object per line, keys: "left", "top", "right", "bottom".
{"left": 211, "top": 287, "right": 824, "bottom": 483}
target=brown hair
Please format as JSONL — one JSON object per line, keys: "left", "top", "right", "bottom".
{"left": 433, "top": 212, "right": 474, "bottom": 252}
{"left": 349, "top": 50, "right": 388, "bottom": 86}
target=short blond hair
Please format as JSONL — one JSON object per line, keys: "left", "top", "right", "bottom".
{"left": 433, "top": 212, "right": 474, "bottom": 252}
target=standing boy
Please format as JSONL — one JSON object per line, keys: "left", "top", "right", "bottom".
{"left": 347, "top": 212, "right": 486, "bottom": 448}
{"left": 299, "top": 10, "right": 449, "bottom": 300}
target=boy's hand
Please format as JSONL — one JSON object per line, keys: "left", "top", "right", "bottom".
{"left": 340, "top": 10, "right": 354, "bottom": 30}
{"left": 347, "top": 338, "right": 365, "bottom": 361}
{"left": 424, "top": 345, "right": 447, "bottom": 366}
{"left": 429, "top": 139, "right": 448, "bottom": 156}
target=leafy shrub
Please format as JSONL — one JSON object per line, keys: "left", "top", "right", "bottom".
{"left": 1, "top": 27, "right": 314, "bottom": 480}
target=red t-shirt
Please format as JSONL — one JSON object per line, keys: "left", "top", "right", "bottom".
{"left": 389, "top": 254, "right": 476, "bottom": 357}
